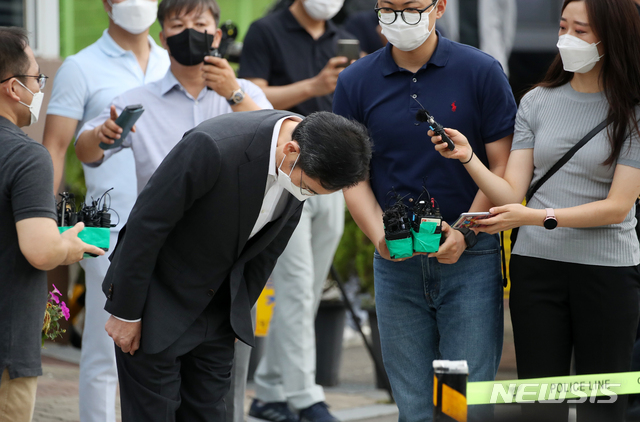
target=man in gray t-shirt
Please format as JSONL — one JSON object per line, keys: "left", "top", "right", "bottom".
{"left": 0, "top": 27, "right": 103, "bottom": 422}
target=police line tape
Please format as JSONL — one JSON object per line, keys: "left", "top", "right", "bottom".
{"left": 466, "top": 371, "right": 640, "bottom": 405}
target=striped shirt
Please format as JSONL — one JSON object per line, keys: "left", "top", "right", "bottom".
{"left": 511, "top": 82, "right": 640, "bottom": 266}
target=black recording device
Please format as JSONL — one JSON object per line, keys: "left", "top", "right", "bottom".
{"left": 411, "top": 192, "right": 442, "bottom": 237}
{"left": 411, "top": 186, "right": 445, "bottom": 252}
{"left": 56, "top": 190, "right": 118, "bottom": 257}
{"left": 412, "top": 96, "right": 455, "bottom": 151}
{"left": 382, "top": 190, "right": 413, "bottom": 259}
{"left": 57, "top": 190, "right": 117, "bottom": 229}
{"left": 383, "top": 194, "right": 412, "bottom": 241}
{"left": 416, "top": 109, "right": 455, "bottom": 151}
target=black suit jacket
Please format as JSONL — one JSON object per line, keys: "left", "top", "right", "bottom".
{"left": 103, "top": 110, "right": 304, "bottom": 354}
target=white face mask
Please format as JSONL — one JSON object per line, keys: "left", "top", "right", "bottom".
{"left": 277, "top": 154, "right": 316, "bottom": 202}
{"left": 16, "top": 80, "right": 44, "bottom": 126}
{"left": 557, "top": 34, "right": 603, "bottom": 74}
{"left": 107, "top": 0, "right": 158, "bottom": 35}
{"left": 302, "top": 0, "right": 345, "bottom": 21}
{"left": 380, "top": 1, "right": 438, "bottom": 52}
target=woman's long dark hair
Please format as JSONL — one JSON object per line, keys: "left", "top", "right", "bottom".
{"left": 537, "top": 0, "right": 640, "bottom": 165}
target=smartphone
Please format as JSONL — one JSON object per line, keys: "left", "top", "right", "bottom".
{"left": 99, "top": 104, "right": 144, "bottom": 150}
{"left": 336, "top": 39, "right": 360, "bottom": 67}
{"left": 452, "top": 212, "right": 494, "bottom": 229}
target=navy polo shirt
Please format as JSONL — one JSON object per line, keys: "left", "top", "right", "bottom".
{"left": 333, "top": 34, "right": 516, "bottom": 223}
{"left": 239, "top": 8, "right": 353, "bottom": 116}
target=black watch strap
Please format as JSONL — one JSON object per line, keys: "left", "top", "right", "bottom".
{"left": 454, "top": 227, "right": 477, "bottom": 249}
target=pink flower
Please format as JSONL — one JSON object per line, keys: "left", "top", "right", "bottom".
{"left": 60, "top": 302, "right": 70, "bottom": 321}
{"left": 50, "top": 294, "right": 60, "bottom": 304}
{"left": 51, "top": 284, "right": 61, "bottom": 297}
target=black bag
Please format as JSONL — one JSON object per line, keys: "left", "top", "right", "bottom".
{"left": 510, "top": 119, "right": 608, "bottom": 248}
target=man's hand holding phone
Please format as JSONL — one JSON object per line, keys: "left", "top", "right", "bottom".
{"left": 336, "top": 39, "right": 361, "bottom": 68}
{"left": 94, "top": 106, "right": 127, "bottom": 148}
{"left": 310, "top": 57, "right": 348, "bottom": 97}
{"left": 97, "top": 104, "right": 144, "bottom": 150}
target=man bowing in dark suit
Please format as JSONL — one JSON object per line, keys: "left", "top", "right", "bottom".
{"left": 100, "top": 109, "right": 371, "bottom": 421}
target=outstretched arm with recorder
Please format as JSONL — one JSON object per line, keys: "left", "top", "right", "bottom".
{"left": 431, "top": 127, "right": 640, "bottom": 233}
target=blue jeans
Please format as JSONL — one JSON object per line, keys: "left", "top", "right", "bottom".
{"left": 374, "top": 233, "right": 503, "bottom": 422}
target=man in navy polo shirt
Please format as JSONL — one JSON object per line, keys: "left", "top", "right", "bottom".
{"left": 333, "top": 0, "right": 516, "bottom": 421}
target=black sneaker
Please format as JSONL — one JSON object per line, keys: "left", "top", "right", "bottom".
{"left": 249, "top": 399, "right": 299, "bottom": 422}
{"left": 298, "top": 402, "right": 339, "bottom": 422}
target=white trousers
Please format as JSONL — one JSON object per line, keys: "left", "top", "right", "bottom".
{"left": 254, "top": 193, "right": 344, "bottom": 410}
{"left": 79, "top": 231, "right": 119, "bottom": 422}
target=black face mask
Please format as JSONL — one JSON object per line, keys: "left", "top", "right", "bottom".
{"left": 166, "top": 28, "right": 214, "bottom": 66}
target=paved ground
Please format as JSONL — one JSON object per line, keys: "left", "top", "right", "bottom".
{"left": 35, "top": 299, "right": 517, "bottom": 421}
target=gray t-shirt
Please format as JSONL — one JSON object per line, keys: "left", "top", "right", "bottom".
{"left": 511, "top": 83, "right": 640, "bottom": 267}
{"left": 0, "top": 116, "right": 57, "bottom": 379}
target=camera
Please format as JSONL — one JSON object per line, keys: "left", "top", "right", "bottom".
{"left": 203, "top": 21, "right": 242, "bottom": 62}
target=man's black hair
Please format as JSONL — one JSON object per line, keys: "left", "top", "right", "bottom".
{"left": 0, "top": 27, "right": 30, "bottom": 82}
{"left": 158, "top": 0, "right": 221, "bottom": 28}
{"left": 293, "top": 112, "right": 372, "bottom": 191}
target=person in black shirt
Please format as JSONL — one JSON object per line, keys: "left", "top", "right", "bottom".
{"left": 0, "top": 27, "right": 104, "bottom": 422}
{"left": 239, "top": 0, "right": 352, "bottom": 116}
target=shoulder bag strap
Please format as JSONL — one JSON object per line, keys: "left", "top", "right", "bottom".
{"left": 525, "top": 118, "right": 608, "bottom": 203}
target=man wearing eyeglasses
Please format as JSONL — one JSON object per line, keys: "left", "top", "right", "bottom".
{"left": 333, "top": 1, "right": 516, "bottom": 421}
{"left": 42, "top": 1, "right": 170, "bottom": 421}
{"left": 96, "top": 109, "right": 372, "bottom": 422}
{"left": 0, "top": 27, "right": 105, "bottom": 422}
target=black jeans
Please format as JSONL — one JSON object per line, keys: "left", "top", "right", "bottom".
{"left": 509, "top": 255, "right": 640, "bottom": 422}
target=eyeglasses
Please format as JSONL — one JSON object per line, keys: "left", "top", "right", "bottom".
{"left": 0, "top": 73, "right": 48, "bottom": 90}
{"left": 299, "top": 167, "right": 317, "bottom": 197}
{"left": 374, "top": 0, "right": 437, "bottom": 25}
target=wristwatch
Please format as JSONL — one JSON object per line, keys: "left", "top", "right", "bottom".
{"left": 543, "top": 208, "right": 558, "bottom": 230}
{"left": 454, "top": 227, "right": 477, "bottom": 249}
{"left": 227, "top": 88, "right": 245, "bottom": 106}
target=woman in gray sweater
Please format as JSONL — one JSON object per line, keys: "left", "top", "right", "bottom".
{"left": 431, "top": 0, "right": 640, "bottom": 421}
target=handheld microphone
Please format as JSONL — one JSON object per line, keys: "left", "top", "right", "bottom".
{"left": 415, "top": 109, "right": 455, "bottom": 151}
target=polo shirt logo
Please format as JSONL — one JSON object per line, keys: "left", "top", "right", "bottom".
{"left": 451, "top": 102, "right": 457, "bottom": 112}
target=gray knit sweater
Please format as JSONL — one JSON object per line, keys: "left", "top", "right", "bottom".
{"left": 511, "top": 82, "right": 640, "bottom": 267}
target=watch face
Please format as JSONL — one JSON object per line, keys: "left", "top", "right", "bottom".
{"left": 544, "top": 218, "right": 558, "bottom": 230}
{"left": 232, "top": 90, "right": 244, "bottom": 103}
